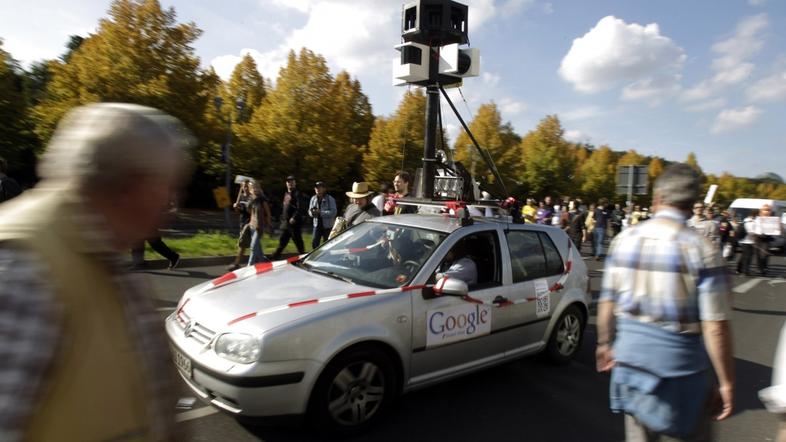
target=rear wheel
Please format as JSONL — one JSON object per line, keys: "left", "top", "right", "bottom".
{"left": 544, "top": 305, "right": 585, "bottom": 364}
{"left": 308, "top": 346, "right": 397, "bottom": 435}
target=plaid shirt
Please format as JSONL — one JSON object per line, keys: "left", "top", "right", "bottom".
{"left": 600, "top": 208, "right": 732, "bottom": 334}
{"left": 0, "top": 200, "right": 177, "bottom": 441}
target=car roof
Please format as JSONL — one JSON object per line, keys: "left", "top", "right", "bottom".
{"left": 367, "top": 213, "right": 527, "bottom": 234}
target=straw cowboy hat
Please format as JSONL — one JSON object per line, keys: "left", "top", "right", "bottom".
{"left": 346, "top": 182, "right": 374, "bottom": 198}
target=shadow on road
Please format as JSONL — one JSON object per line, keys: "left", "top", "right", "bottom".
{"left": 143, "top": 269, "right": 217, "bottom": 279}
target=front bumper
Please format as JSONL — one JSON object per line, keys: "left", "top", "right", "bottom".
{"left": 166, "top": 313, "right": 322, "bottom": 416}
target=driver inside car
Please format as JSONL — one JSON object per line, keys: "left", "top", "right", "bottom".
{"left": 436, "top": 241, "right": 478, "bottom": 285}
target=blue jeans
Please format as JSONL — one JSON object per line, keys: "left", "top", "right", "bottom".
{"left": 312, "top": 225, "right": 330, "bottom": 250}
{"left": 593, "top": 227, "right": 605, "bottom": 257}
{"left": 248, "top": 227, "right": 269, "bottom": 265}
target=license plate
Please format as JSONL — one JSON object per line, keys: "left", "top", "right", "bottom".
{"left": 171, "top": 345, "right": 192, "bottom": 378}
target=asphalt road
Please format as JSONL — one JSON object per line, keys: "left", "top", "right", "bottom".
{"left": 141, "top": 254, "right": 786, "bottom": 441}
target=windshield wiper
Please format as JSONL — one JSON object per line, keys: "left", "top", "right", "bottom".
{"left": 309, "top": 267, "right": 355, "bottom": 285}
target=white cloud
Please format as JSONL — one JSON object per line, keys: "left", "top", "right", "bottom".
{"left": 211, "top": 48, "right": 289, "bottom": 81}
{"left": 499, "top": 97, "right": 527, "bottom": 116}
{"left": 559, "top": 16, "right": 685, "bottom": 102}
{"left": 683, "top": 14, "right": 767, "bottom": 101}
{"left": 684, "top": 98, "right": 727, "bottom": 112}
{"left": 747, "top": 71, "right": 786, "bottom": 102}
{"left": 499, "top": 0, "right": 536, "bottom": 16}
{"left": 560, "top": 105, "right": 604, "bottom": 121}
{"left": 710, "top": 106, "right": 762, "bottom": 134}
{"left": 749, "top": 0, "right": 767, "bottom": 5}
{"left": 565, "top": 129, "right": 590, "bottom": 143}
{"left": 271, "top": 0, "right": 313, "bottom": 13}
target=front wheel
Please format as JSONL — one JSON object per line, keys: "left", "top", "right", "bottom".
{"left": 544, "top": 305, "right": 585, "bottom": 364}
{"left": 308, "top": 346, "right": 397, "bottom": 435}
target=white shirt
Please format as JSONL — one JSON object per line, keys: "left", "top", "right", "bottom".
{"left": 371, "top": 194, "right": 386, "bottom": 213}
{"left": 438, "top": 256, "right": 478, "bottom": 285}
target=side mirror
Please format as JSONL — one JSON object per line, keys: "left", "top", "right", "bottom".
{"left": 434, "top": 276, "right": 469, "bottom": 297}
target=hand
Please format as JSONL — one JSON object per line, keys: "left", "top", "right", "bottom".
{"left": 595, "top": 344, "right": 615, "bottom": 372}
{"left": 289, "top": 217, "right": 296, "bottom": 225}
{"left": 712, "top": 383, "right": 734, "bottom": 421}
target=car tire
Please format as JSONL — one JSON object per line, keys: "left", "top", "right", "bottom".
{"left": 544, "top": 304, "right": 585, "bottom": 365}
{"left": 308, "top": 345, "right": 397, "bottom": 435}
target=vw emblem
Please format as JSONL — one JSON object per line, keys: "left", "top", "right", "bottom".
{"left": 184, "top": 320, "right": 195, "bottom": 338}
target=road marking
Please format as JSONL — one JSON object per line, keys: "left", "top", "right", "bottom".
{"left": 733, "top": 278, "right": 765, "bottom": 294}
{"left": 175, "top": 406, "right": 219, "bottom": 422}
{"left": 770, "top": 279, "right": 786, "bottom": 287}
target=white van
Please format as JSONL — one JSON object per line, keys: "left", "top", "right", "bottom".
{"left": 728, "top": 198, "right": 786, "bottom": 220}
{"left": 728, "top": 198, "right": 786, "bottom": 254}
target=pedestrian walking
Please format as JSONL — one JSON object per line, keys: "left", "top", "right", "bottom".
{"left": 227, "top": 180, "right": 253, "bottom": 270}
{"left": 596, "top": 163, "right": 734, "bottom": 440}
{"left": 246, "top": 181, "right": 272, "bottom": 266}
{"left": 131, "top": 236, "right": 180, "bottom": 270}
{"left": 309, "top": 181, "right": 337, "bottom": 250}
{"left": 272, "top": 175, "right": 305, "bottom": 259}
{"left": 736, "top": 213, "right": 757, "bottom": 276}
{"left": 591, "top": 198, "right": 609, "bottom": 260}
{"left": 0, "top": 103, "right": 192, "bottom": 441}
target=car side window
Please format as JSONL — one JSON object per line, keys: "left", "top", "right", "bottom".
{"left": 431, "top": 230, "right": 502, "bottom": 290}
{"left": 539, "top": 233, "right": 564, "bottom": 276}
{"left": 506, "top": 230, "right": 547, "bottom": 283}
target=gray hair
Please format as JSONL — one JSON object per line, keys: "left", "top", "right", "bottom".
{"left": 653, "top": 163, "right": 700, "bottom": 211}
{"left": 38, "top": 103, "right": 194, "bottom": 190}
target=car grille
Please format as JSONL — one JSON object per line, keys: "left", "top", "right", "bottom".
{"left": 175, "top": 309, "right": 217, "bottom": 346}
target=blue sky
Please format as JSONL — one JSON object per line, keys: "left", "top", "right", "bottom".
{"left": 2, "top": 0, "right": 785, "bottom": 178}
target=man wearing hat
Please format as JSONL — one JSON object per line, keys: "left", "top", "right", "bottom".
{"left": 272, "top": 175, "right": 305, "bottom": 259}
{"left": 308, "top": 181, "right": 337, "bottom": 250}
{"left": 343, "top": 182, "right": 381, "bottom": 227}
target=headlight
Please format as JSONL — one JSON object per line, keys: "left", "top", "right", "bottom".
{"left": 214, "top": 333, "right": 261, "bottom": 364}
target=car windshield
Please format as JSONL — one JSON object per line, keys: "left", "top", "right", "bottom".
{"left": 302, "top": 222, "right": 446, "bottom": 289}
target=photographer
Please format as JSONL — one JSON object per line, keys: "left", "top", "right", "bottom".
{"left": 309, "top": 181, "right": 337, "bottom": 250}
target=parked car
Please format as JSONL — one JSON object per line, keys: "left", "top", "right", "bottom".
{"left": 166, "top": 213, "right": 591, "bottom": 433}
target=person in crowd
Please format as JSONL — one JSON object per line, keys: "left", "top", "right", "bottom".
{"left": 272, "top": 175, "right": 305, "bottom": 259}
{"left": 246, "top": 181, "right": 272, "bottom": 266}
{"left": 630, "top": 205, "right": 643, "bottom": 226}
{"left": 343, "top": 182, "right": 380, "bottom": 227}
{"left": 687, "top": 201, "right": 721, "bottom": 248}
{"left": 0, "top": 157, "right": 22, "bottom": 203}
{"left": 308, "top": 181, "right": 337, "bottom": 250}
{"left": 736, "top": 211, "right": 758, "bottom": 276}
{"left": 0, "top": 103, "right": 192, "bottom": 441}
{"left": 611, "top": 203, "right": 624, "bottom": 237}
{"left": 388, "top": 171, "right": 417, "bottom": 215}
{"left": 753, "top": 204, "right": 776, "bottom": 276}
{"left": 536, "top": 200, "right": 551, "bottom": 225}
{"left": 436, "top": 240, "right": 478, "bottom": 285}
{"left": 718, "top": 210, "right": 733, "bottom": 260}
{"left": 596, "top": 163, "right": 734, "bottom": 441}
{"left": 591, "top": 199, "right": 609, "bottom": 260}
{"left": 569, "top": 201, "right": 587, "bottom": 252}
{"left": 585, "top": 203, "right": 596, "bottom": 246}
{"left": 227, "top": 180, "right": 253, "bottom": 270}
{"left": 131, "top": 236, "right": 180, "bottom": 270}
{"left": 372, "top": 182, "right": 392, "bottom": 214}
{"left": 521, "top": 197, "right": 537, "bottom": 223}
{"left": 759, "top": 322, "right": 786, "bottom": 440}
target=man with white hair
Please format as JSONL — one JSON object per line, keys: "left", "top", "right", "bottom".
{"left": 0, "top": 103, "right": 193, "bottom": 441}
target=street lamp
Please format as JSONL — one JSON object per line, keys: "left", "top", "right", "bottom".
{"left": 213, "top": 96, "right": 246, "bottom": 233}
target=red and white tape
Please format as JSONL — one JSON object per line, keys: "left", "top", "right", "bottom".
{"left": 181, "top": 238, "right": 575, "bottom": 326}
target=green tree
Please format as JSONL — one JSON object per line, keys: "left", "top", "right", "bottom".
{"left": 33, "top": 0, "right": 210, "bottom": 145}
{"left": 0, "top": 40, "right": 38, "bottom": 180}
{"left": 331, "top": 71, "right": 375, "bottom": 190}
{"left": 363, "top": 88, "right": 426, "bottom": 187}
{"left": 243, "top": 48, "right": 369, "bottom": 192}
{"left": 453, "top": 102, "right": 521, "bottom": 190}
{"left": 617, "top": 149, "right": 647, "bottom": 166}
{"left": 222, "top": 54, "right": 265, "bottom": 124}
{"left": 519, "top": 115, "right": 575, "bottom": 198}
{"left": 579, "top": 145, "right": 616, "bottom": 202}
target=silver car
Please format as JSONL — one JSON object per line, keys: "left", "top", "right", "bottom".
{"left": 166, "top": 214, "right": 590, "bottom": 432}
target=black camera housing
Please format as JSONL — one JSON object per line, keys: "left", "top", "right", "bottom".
{"left": 401, "top": 0, "right": 468, "bottom": 46}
